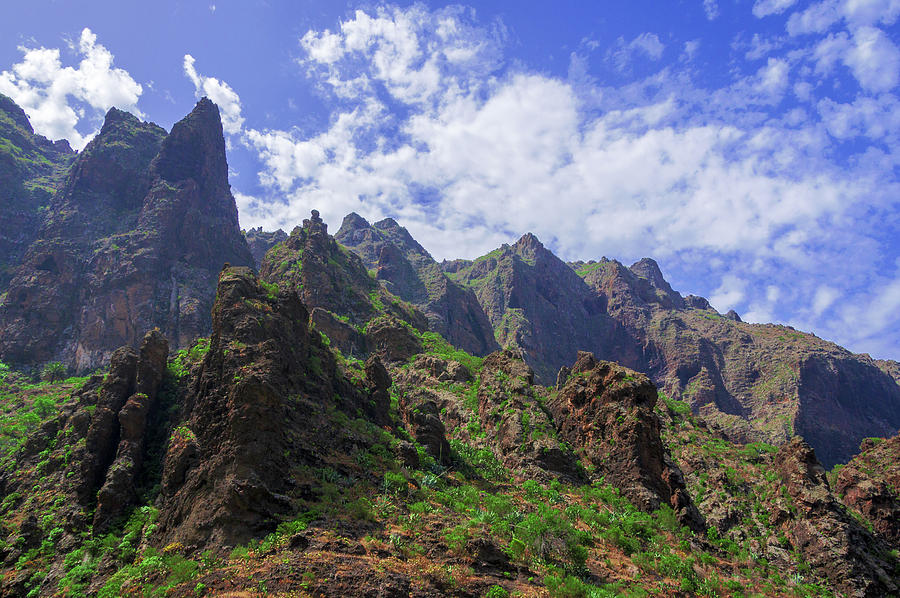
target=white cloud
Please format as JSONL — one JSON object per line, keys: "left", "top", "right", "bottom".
{"left": 753, "top": 0, "right": 799, "bottom": 18}
{"left": 683, "top": 40, "right": 701, "bottom": 61}
{"left": 787, "top": 1, "right": 843, "bottom": 35}
{"left": 703, "top": 0, "right": 721, "bottom": 20}
{"left": 812, "top": 285, "right": 839, "bottom": 315}
{"left": 756, "top": 57, "right": 791, "bottom": 97}
{"left": 183, "top": 55, "right": 244, "bottom": 134}
{"left": 227, "top": 4, "right": 900, "bottom": 360}
{"left": 0, "top": 28, "right": 142, "bottom": 149}
{"left": 745, "top": 33, "right": 783, "bottom": 60}
{"left": 710, "top": 275, "right": 747, "bottom": 312}
{"left": 608, "top": 33, "right": 665, "bottom": 71}
{"left": 844, "top": 26, "right": 900, "bottom": 92}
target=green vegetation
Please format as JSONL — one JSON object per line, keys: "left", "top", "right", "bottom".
{"left": 416, "top": 330, "right": 484, "bottom": 373}
{"left": 167, "top": 337, "right": 210, "bottom": 380}
{"left": 574, "top": 261, "right": 605, "bottom": 278}
{"left": 40, "top": 361, "right": 67, "bottom": 382}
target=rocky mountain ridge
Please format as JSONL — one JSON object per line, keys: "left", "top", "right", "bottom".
{"left": 332, "top": 213, "right": 900, "bottom": 467}
{"left": 0, "top": 96, "right": 254, "bottom": 373}
{"left": 1, "top": 95, "right": 900, "bottom": 596}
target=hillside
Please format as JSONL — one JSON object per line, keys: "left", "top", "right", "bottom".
{"left": 0, "top": 96, "right": 899, "bottom": 597}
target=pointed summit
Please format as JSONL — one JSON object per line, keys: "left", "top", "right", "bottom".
{"left": 338, "top": 212, "right": 371, "bottom": 234}
{"left": 0, "top": 92, "right": 34, "bottom": 133}
{"left": 152, "top": 97, "right": 227, "bottom": 193}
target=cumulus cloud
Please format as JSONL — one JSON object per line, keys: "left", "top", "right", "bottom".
{"left": 0, "top": 28, "right": 143, "bottom": 149}
{"left": 843, "top": 26, "right": 900, "bottom": 92}
{"left": 183, "top": 55, "right": 244, "bottom": 134}
{"left": 223, "top": 3, "right": 900, "bottom": 359}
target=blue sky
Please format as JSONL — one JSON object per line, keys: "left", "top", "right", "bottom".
{"left": 2, "top": 0, "right": 900, "bottom": 360}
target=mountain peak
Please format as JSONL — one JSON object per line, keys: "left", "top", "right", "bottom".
{"left": 152, "top": 98, "right": 226, "bottom": 188}
{"left": 513, "top": 232, "right": 545, "bottom": 256}
{"left": 338, "top": 212, "right": 371, "bottom": 234}
{"left": 0, "top": 92, "right": 34, "bottom": 133}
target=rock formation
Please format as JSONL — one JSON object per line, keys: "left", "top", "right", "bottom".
{"left": 548, "top": 351, "right": 702, "bottom": 529}
{"left": 336, "top": 213, "right": 498, "bottom": 357}
{"left": 154, "top": 267, "right": 384, "bottom": 548}
{"left": 835, "top": 434, "right": 900, "bottom": 547}
{"left": 773, "top": 437, "right": 898, "bottom": 597}
{"left": 0, "top": 98, "right": 254, "bottom": 372}
{"left": 0, "top": 94, "right": 74, "bottom": 291}
{"left": 244, "top": 226, "right": 287, "bottom": 268}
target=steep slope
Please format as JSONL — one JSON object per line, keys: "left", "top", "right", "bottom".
{"left": 577, "top": 257, "right": 900, "bottom": 467}
{"left": 0, "top": 99, "right": 254, "bottom": 372}
{"left": 1, "top": 267, "right": 897, "bottom": 596}
{"left": 0, "top": 94, "right": 75, "bottom": 291}
{"left": 443, "top": 233, "right": 635, "bottom": 384}
{"left": 260, "top": 210, "right": 427, "bottom": 360}
{"left": 154, "top": 266, "right": 388, "bottom": 549}
{"left": 335, "top": 213, "right": 498, "bottom": 357}
{"left": 835, "top": 433, "right": 900, "bottom": 547}
{"left": 243, "top": 226, "right": 286, "bottom": 268}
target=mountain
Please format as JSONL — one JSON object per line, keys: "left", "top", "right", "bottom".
{"left": 335, "top": 213, "right": 498, "bottom": 357}
{"left": 441, "top": 233, "right": 635, "bottom": 383}
{"left": 576, "top": 256, "right": 900, "bottom": 468}
{"left": 243, "top": 226, "right": 286, "bottom": 268}
{"left": 1, "top": 97, "right": 900, "bottom": 597}
{"left": 0, "top": 94, "right": 75, "bottom": 290}
{"left": 1, "top": 264, "right": 896, "bottom": 596}
{"left": 0, "top": 98, "right": 254, "bottom": 372}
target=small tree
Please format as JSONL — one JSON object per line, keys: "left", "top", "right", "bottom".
{"left": 41, "top": 361, "right": 67, "bottom": 382}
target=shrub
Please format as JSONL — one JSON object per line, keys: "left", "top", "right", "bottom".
{"left": 41, "top": 362, "right": 66, "bottom": 382}
{"left": 485, "top": 585, "right": 510, "bottom": 598}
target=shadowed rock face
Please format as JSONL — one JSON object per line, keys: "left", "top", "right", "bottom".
{"left": 336, "top": 213, "right": 498, "bottom": 357}
{"left": 836, "top": 434, "right": 900, "bottom": 547}
{"left": 0, "top": 98, "right": 254, "bottom": 371}
{"left": 547, "top": 351, "right": 703, "bottom": 530}
{"left": 244, "top": 227, "right": 287, "bottom": 268}
{"left": 575, "top": 257, "right": 900, "bottom": 467}
{"left": 773, "top": 437, "right": 899, "bottom": 597}
{"left": 444, "top": 235, "right": 635, "bottom": 385}
{"left": 0, "top": 94, "right": 75, "bottom": 291}
{"left": 154, "top": 267, "right": 384, "bottom": 549}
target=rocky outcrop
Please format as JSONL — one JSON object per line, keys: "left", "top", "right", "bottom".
{"left": 336, "top": 213, "right": 497, "bottom": 357}
{"left": 244, "top": 226, "right": 287, "bottom": 268}
{"left": 91, "top": 331, "right": 169, "bottom": 530}
{"left": 548, "top": 352, "right": 702, "bottom": 529}
{"left": 835, "top": 434, "right": 900, "bottom": 547}
{"left": 0, "top": 98, "right": 254, "bottom": 372}
{"left": 263, "top": 212, "right": 426, "bottom": 329}
{"left": 576, "top": 256, "right": 900, "bottom": 467}
{"left": 773, "top": 437, "right": 898, "bottom": 597}
{"left": 0, "top": 94, "right": 74, "bottom": 291}
{"left": 445, "top": 235, "right": 633, "bottom": 384}
{"left": 477, "top": 350, "right": 581, "bottom": 482}
{"left": 398, "top": 389, "right": 452, "bottom": 466}
{"left": 261, "top": 211, "right": 427, "bottom": 360}
{"left": 154, "top": 267, "right": 381, "bottom": 549}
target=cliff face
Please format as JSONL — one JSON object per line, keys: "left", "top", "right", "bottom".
{"left": 836, "top": 434, "right": 900, "bottom": 547}
{"left": 244, "top": 227, "right": 287, "bottom": 268}
{"left": 443, "top": 234, "right": 636, "bottom": 384}
{"left": 0, "top": 94, "right": 75, "bottom": 291}
{"left": 154, "top": 267, "right": 385, "bottom": 549}
{"left": 0, "top": 98, "right": 254, "bottom": 372}
{"left": 577, "top": 257, "right": 900, "bottom": 467}
{"left": 335, "top": 213, "right": 498, "bottom": 357}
